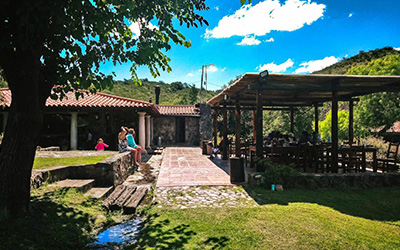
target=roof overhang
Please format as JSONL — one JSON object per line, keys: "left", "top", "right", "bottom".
{"left": 207, "top": 73, "right": 400, "bottom": 108}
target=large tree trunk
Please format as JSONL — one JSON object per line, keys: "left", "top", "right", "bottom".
{"left": 0, "top": 51, "right": 50, "bottom": 220}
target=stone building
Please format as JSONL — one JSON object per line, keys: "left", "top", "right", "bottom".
{"left": 0, "top": 88, "right": 209, "bottom": 149}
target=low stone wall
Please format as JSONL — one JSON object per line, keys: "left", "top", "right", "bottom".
{"left": 31, "top": 152, "right": 134, "bottom": 188}
{"left": 247, "top": 172, "right": 400, "bottom": 189}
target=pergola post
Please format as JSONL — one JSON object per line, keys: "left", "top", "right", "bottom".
{"left": 314, "top": 104, "right": 319, "bottom": 134}
{"left": 256, "top": 90, "right": 263, "bottom": 158}
{"left": 349, "top": 100, "right": 354, "bottom": 145}
{"left": 138, "top": 112, "right": 146, "bottom": 149}
{"left": 145, "top": 115, "right": 151, "bottom": 149}
{"left": 213, "top": 109, "right": 218, "bottom": 148}
{"left": 2, "top": 112, "right": 8, "bottom": 132}
{"left": 290, "top": 108, "right": 294, "bottom": 133}
{"left": 331, "top": 91, "right": 339, "bottom": 173}
{"left": 222, "top": 102, "right": 228, "bottom": 160}
{"left": 235, "top": 100, "right": 241, "bottom": 157}
{"left": 252, "top": 110, "right": 256, "bottom": 141}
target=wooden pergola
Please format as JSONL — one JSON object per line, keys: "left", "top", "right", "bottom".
{"left": 207, "top": 73, "right": 400, "bottom": 173}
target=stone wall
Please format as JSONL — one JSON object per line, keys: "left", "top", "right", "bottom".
{"left": 248, "top": 172, "right": 400, "bottom": 189}
{"left": 31, "top": 152, "right": 134, "bottom": 188}
{"left": 154, "top": 116, "right": 200, "bottom": 145}
{"left": 199, "top": 104, "right": 212, "bottom": 141}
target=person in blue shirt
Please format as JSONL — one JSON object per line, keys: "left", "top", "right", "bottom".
{"left": 127, "top": 128, "right": 142, "bottom": 163}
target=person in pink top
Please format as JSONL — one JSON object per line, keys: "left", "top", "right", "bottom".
{"left": 95, "top": 138, "right": 109, "bottom": 151}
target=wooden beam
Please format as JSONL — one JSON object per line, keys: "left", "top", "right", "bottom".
{"left": 222, "top": 103, "right": 228, "bottom": 160}
{"left": 256, "top": 90, "right": 263, "bottom": 158}
{"left": 235, "top": 100, "right": 241, "bottom": 157}
{"left": 331, "top": 91, "right": 339, "bottom": 173}
{"left": 349, "top": 100, "right": 354, "bottom": 145}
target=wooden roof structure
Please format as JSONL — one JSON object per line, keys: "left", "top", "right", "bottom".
{"left": 207, "top": 73, "right": 400, "bottom": 108}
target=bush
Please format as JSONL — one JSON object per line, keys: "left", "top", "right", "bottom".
{"left": 262, "top": 163, "right": 300, "bottom": 188}
{"left": 253, "top": 157, "right": 273, "bottom": 172}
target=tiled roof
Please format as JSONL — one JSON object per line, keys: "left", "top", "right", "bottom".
{"left": 158, "top": 105, "right": 200, "bottom": 116}
{"left": 0, "top": 88, "right": 158, "bottom": 113}
{"left": 387, "top": 121, "right": 400, "bottom": 133}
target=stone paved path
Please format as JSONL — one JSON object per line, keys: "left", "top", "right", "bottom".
{"left": 156, "top": 147, "right": 231, "bottom": 187}
{"left": 155, "top": 186, "right": 257, "bottom": 209}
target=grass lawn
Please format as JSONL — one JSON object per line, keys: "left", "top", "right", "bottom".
{"left": 0, "top": 185, "right": 127, "bottom": 250}
{"left": 129, "top": 187, "right": 400, "bottom": 250}
{"left": 33, "top": 154, "right": 114, "bottom": 169}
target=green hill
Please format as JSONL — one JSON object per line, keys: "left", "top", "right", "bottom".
{"left": 102, "top": 79, "right": 216, "bottom": 105}
{"left": 313, "top": 47, "right": 400, "bottom": 75}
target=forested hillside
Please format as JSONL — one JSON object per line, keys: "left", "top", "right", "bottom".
{"left": 313, "top": 47, "right": 400, "bottom": 75}
{"left": 102, "top": 79, "right": 216, "bottom": 105}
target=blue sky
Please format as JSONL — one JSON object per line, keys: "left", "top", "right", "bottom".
{"left": 100, "top": 0, "right": 400, "bottom": 91}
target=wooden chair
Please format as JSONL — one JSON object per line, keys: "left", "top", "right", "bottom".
{"left": 377, "top": 142, "right": 400, "bottom": 172}
{"left": 340, "top": 145, "right": 365, "bottom": 173}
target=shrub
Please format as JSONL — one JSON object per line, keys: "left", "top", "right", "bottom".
{"left": 253, "top": 157, "right": 273, "bottom": 172}
{"left": 262, "top": 163, "right": 300, "bottom": 188}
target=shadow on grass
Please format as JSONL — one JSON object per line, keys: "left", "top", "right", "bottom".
{"left": 244, "top": 186, "right": 400, "bottom": 222}
{"left": 0, "top": 188, "right": 104, "bottom": 250}
{"left": 127, "top": 213, "right": 229, "bottom": 250}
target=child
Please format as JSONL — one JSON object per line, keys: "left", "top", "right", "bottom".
{"left": 95, "top": 138, "right": 109, "bottom": 151}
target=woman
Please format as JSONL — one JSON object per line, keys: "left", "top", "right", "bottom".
{"left": 127, "top": 128, "right": 142, "bottom": 163}
{"left": 118, "top": 126, "right": 138, "bottom": 165}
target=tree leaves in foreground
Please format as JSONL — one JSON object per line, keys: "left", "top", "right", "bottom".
{"left": 0, "top": 0, "right": 208, "bottom": 220}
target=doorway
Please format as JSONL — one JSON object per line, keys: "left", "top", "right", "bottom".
{"left": 176, "top": 117, "right": 185, "bottom": 143}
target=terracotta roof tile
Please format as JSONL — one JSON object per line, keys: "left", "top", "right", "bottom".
{"left": 0, "top": 88, "right": 159, "bottom": 114}
{"left": 158, "top": 105, "right": 200, "bottom": 116}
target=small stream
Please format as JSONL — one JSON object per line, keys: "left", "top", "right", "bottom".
{"left": 86, "top": 216, "right": 143, "bottom": 249}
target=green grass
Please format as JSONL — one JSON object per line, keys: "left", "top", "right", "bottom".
{"left": 0, "top": 185, "right": 127, "bottom": 250}
{"left": 129, "top": 187, "right": 400, "bottom": 249}
{"left": 33, "top": 154, "right": 114, "bottom": 169}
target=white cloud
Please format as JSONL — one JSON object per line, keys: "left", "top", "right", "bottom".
{"left": 208, "top": 65, "right": 219, "bottom": 72}
{"left": 394, "top": 47, "right": 400, "bottom": 51}
{"left": 187, "top": 73, "right": 194, "bottom": 77}
{"left": 205, "top": 0, "right": 325, "bottom": 39}
{"left": 215, "top": 6, "right": 219, "bottom": 11}
{"left": 256, "top": 59, "right": 294, "bottom": 73}
{"left": 237, "top": 36, "right": 261, "bottom": 46}
{"left": 221, "top": 67, "right": 227, "bottom": 72}
{"left": 129, "top": 20, "right": 158, "bottom": 37}
{"left": 295, "top": 56, "right": 339, "bottom": 74}
{"left": 265, "top": 37, "right": 275, "bottom": 42}
{"left": 349, "top": 13, "right": 353, "bottom": 18}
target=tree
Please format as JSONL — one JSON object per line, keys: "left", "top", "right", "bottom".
{"left": 347, "top": 54, "right": 400, "bottom": 137}
{"left": 319, "top": 110, "right": 349, "bottom": 142}
{"left": 0, "top": 0, "right": 208, "bottom": 220}
{"left": 188, "top": 84, "right": 199, "bottom": 104}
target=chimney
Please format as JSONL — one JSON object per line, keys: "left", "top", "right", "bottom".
{"left": 155, "top": 85, "right": 160, "bottom": 105}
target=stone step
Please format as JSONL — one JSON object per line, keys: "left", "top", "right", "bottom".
{"left": 85, "top": 187, "right": 114, "bottom": 199}
{"left": 54, "top": 179, "right": 95, "bottom": 193}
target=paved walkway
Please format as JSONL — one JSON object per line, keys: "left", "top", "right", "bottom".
{"left": 156, "top": 147, "right": 231, "bottom": 187}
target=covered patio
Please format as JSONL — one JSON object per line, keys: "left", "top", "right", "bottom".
{"left": 207, "top": 73, "right": 400, "bottom": 174}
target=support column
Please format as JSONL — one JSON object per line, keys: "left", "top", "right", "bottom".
{"left": 331, "top": 91, "right": 339, "bottom": 173}
{"left": 2, "top": 113, "right": 8, "bottom": 132}
{"left": 235, "top": 100, "right": 241, "bottom": 157}
{"left": 70, "top": 112, "right": 78, "bottom": 150}
{"left": 145, "top": 115, "right": 151, "bottom": 149}
{"left": 150, "top": 117, "right": 154, "bottom": 145}
{"left": 349, "top": 100, "right": 354, "bottom": 145}
{"left": 222, "top": 103, "right": 228, "bottom": 160}
{"left": 314, "top": 104, "right": 319, "bottom": 134}
{"left": 252, "top": 110, "right": 256, "bottom": 141}
{"left": 138, "top": 112, "right": 146, "bottom": 148}
{"left": 290, "top": 108, "right": 294, "bottom": 133}
{"left": 213, "top": 109, "right": 218, "bottom": 148}
{"left": 256, "top": 90, "right": 263, "bottom": 158}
